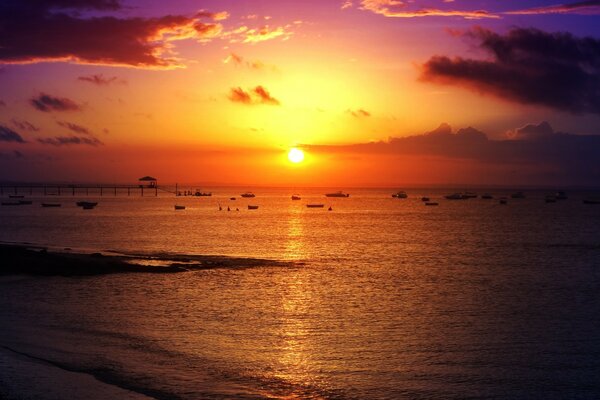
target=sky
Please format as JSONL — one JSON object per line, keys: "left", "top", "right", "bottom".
{"left": 1, "top": 0, "right": 600, "bottom": 187}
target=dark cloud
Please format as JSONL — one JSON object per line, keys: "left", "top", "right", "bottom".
{"left": 420, "top": 27, "right": 600, "bottom": 114}
{"left": 347, "top": 108, "right": 371, "bottom": 118}
{"left": 507, "top": 0, "right": 600, "bottom": 15}
{"left": 506, "top": 121, "right": 555, "bottom": 140}
{"left": 306, "top": 122, "right": 600, "bottom": 183}
{"left": 12, "top": 119, "right": 40, "bottom": 132}
{"left": 0, "top": 124, "right": 27, "bottom": 143}
{"left": 228, "top": 86, "right": 280, "bottom": 105}
{"left": 0, "top": 1, "right": 223, "bottom": 68}
{"left": 77, "top": 74, "right": 124, "bottom": 85}
{"left": 57, "top": 120, "right": 91, "bottom": 135}
{"left": 30, "top": 93, "right": 82, "bottom": 112}
{"left": 37, "top": 135, "right": 102, "bottom": 146}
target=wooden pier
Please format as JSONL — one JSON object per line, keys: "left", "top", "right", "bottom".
{"left": 0, "top": 183, "right": 167, "bottom": 197}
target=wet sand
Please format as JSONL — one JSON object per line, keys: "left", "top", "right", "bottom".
{"left": 0, "top": 243, "right": 292, "bottom": 276}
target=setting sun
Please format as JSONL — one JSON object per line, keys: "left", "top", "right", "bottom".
{"left": 287, "top": 148, "right": 305, "bottom": 163}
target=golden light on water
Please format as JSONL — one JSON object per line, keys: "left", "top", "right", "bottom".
{"left": 288, "top": 148, "right": 305, "bottom": 164}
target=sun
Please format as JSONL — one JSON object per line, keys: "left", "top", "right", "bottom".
{"left": 287, "top": 147, "right": 305, "bottom": 163}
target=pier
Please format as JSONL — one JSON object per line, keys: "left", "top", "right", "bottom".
{"left": 0, "top": 176, "right": 174, "bottom": 197}
{"left": 0, "top": 183, "right": 167, "bottom": 197}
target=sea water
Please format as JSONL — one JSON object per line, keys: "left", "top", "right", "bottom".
{"left": 1, "top": 188, "right": 600, "bottom": 399}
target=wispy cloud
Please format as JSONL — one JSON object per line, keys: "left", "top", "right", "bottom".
{"left": 347, "top": 108, "right": 371, "bottom": 118}
{"left": 57, "top": 121, "right": 91, "bottom": 135}
{"left": 0, "top": 124, "right": 27, "bottom": 143}
{"left": 228, "top": 86, "right": 280, "bottom": 105}
{"left": 12, "top": 119, "right": 39, "bottom": 132}
{"left": 30, "top": 93, "right": 82, "bottom": 112}
{"left": 507, "top": 0, "right": 600, "bottom": 15}
{"left": 77, "top": 74, "right": 125, "bottom": 86}
{"left": 37, "top": 136, "right": 103, "bottom": 147}
{"left": 359, "top": 0, "right": 498, "bottom": 19}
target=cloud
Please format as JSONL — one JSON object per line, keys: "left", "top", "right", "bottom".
{"left": 347, "top": 108, "right": 371, "bottom": 117}
{"left": 420, "top": 27, "right": 600, "bottom": 114}
{"left": 30, "top": 93, "right": 82, "bottom": 112}
{"left": 228, "top": 86, "right": 280, "bottom": 105}
{"left": 359, "top": 0, "right": 498, "bottom": 19}
{"left": 37, "top": 136, "right": 103, "bottom": 146}
{"left": 0, "top": 150, "right": 25, "bottom": 160}
{"left": 57, "top": 121, "right": 91, "bottom": 135}
{"left": 507, "top": 0, "right": 600, "bottom": 15}
{"left": 0, "top": 124, "right": 27, "bottom": 143}
{"left": 196, "top": 10, "right": 230, "bottom": 21}
{"left": 506, "top": 121, "right": 555, "bottom": 140}
{"left": 0, "top": 1, "right": 227, "bottom": 69}
{"left": 223, "top": 52, "right": 275, "bottom": 71}
{"left": 77, "top": 74, "right": 125, "bottom": 85}
{"left": 306, "top": 122, "right": 600, "bottom": 183}
{"left": 242, "top": 25, "right": 293, "bottom": 43}
{"left": 12, "top": 119, "right": 39, "bottom": 132}
{"left": 341, "top": 1, "right": 354, "bottom": 10}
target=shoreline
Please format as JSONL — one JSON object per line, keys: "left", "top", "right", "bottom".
{"left": 0, "top": 243, "right": 293, "bottom": 276}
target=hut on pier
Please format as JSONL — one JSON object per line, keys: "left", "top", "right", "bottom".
{"left": 138, "top": 176, "right": 157, "bottom": 188}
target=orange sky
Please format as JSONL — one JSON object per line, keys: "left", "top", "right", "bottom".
{"left": 1, "top": 0, "right": 600, "bottom": 186}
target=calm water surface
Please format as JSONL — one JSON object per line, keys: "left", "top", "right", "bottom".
{"left": 1, "top": 188, "right": 600, "bottom": 399}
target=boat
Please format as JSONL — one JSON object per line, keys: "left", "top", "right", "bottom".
{"left": 556, "top": 191, "right": 568, "bottom": 200}
{"left": 174, "top": 205, "right": 186, "bottom": 210}
{"left": 463, "top": 192, "right": 478, "bottom": 199}
{"left": 325, "top": 191, "right": 349, "bottom": 198}
{"left": 421, "top": 197, "right": 430, "bottom": 202}
{"left": 499, "top": 198, "right": 508, "bottom": 205}
{"left": 248, "top": 205, "right": 259, "bottom": 210}
{"left": 425, "top": 202, "right": 439, "bottom": 206}
{"left": 445, "top": 193, "right": 467, "bottom": 200}
{"left": 230, "top": 197, "right": 236, "bottom": 200}
{"left": 545, "top": 195, "right": 557, "bottom": 203}
{"left": 306, "top": 204, "right": 325, "bottom": 208}
{"left": 328, "top": 206, "right": 333, "bottom": 211}
{"left": 291, "top": 195, "right": 301, "bottom": 200}
{"left": 42, "top": 203, "right": 61, "bottom": 207}
{"left": 76, "top": 201, "right": 98, "bottom": 207}
{"left": 8, "top": 195, "right": 24, "bottom": 199}
{"left": 241, "top": 192, "right": 255, "bottom": 198}
{"left": 392, "top": 191, "right": 407, "bottom": 199}
{"left": 82, "top": 204, "right": 96, "bottom": 210}
{"left": 1, "top": 201, "right": 21, "bottom": 206}
{"left": 18, "top": 200, "right": 33, "bottom": 205}
{"left": 194, "top": 191, "right": 212, "bottom": 197}
{"left": 511, "top": 192, "right": 526, "bottom": 199}
{"left": 481, "top": 194, "right": 493, "bottom": 199}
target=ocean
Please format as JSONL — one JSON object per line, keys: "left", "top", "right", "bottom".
{"left": 1, "top": 187, "right": 600, "bottom": 399}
